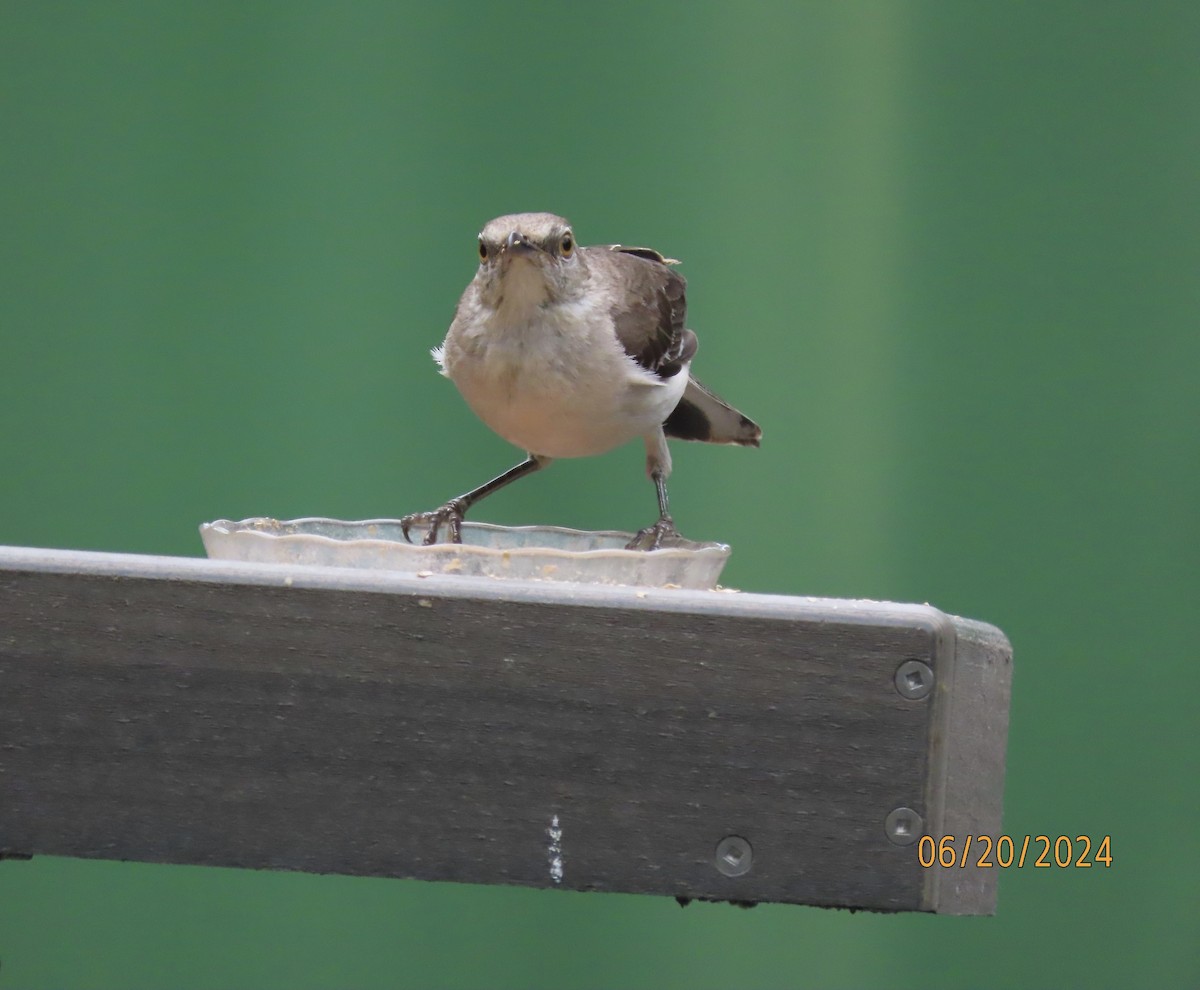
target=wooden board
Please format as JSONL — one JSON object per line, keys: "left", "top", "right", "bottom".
{"left": 0, "top": 545, "right": 1011, "bottom": 913}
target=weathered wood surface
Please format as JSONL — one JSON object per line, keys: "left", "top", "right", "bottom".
{"left": 0, "top": 545, "right": 1011, "bottom": 914}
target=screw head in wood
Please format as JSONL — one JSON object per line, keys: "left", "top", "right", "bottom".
{"left": 714, "top": 835, "right": 753, "bottom": 876}
{"left": 894, "top": 659, "right": 934, "bottom": 700}
{"left": 885, "top": 807, "right": 924, "bottom": 845}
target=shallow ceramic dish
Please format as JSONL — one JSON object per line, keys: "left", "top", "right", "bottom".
{"left": 199, "top": 518, "right": 731, "bottom": 590}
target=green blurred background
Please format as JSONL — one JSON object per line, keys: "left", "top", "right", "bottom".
{"left": 2, "top": 1, "right": 1196, "bottom": 987}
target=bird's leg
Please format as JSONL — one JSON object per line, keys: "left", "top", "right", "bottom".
{"left": 401, "top": 455, "right": 548, "bottom": 545}
{"left": 627, "top": 429, "right": 681, "bottom": 550}
{"left": 627, "top": 468, "right": 681, "bottom": 551}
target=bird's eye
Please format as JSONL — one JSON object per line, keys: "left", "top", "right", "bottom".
{"left": 560, "top": 232, "right": 574, "bottom": 256}
{"left": 478, "top": 239, "right": 488, "bottom": 261}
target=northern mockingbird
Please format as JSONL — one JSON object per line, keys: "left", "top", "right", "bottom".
{"left": 401, "top": 212, "right": 761, "bottom": 550}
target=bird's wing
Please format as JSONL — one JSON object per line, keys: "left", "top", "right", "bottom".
{"left": 605, "top": 244, "right": 681, "bottom": 266}
{"left": 593, "top": 245, "right": 696, "bottom": 380}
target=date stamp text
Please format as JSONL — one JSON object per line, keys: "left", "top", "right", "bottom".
{"left": 917, "top": 834, "right": 1112, "bottom": 868}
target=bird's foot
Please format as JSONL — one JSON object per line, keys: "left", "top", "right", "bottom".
{"left": 400, "top": 498, "right": 468, "bottom": 545}
{"left": 626, "top": 515, "right": 681, "bottom": 551}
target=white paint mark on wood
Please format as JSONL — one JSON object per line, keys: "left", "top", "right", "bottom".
{"left": 547, "top": 814, "right": 564, "bottom": 884}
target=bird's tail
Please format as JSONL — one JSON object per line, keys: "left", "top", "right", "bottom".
{"left": 664, "top": 378, "right": 761, "bottom": 447}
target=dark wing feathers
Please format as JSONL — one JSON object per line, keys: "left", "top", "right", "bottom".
{"left": 592, "top": 243, "right": 763, "bottom": 447}
{"left": 600, "top": 245, "right": 693, "bottom": 380}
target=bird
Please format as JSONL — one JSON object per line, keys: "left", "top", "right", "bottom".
{"left": 400, "top": 212, "right": 761, "bottom": 550}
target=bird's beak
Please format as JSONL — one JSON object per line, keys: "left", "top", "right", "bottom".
{"left": 503, "top": 230, "right": 539, "bottom": 257}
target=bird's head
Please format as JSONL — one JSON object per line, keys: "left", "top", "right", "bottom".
{"left": 473, "top": 213, "right": 585, "bottom": 313}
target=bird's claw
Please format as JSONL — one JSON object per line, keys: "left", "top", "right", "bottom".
{"left": 626, "top": 516, "right": 681, "bottom": 551}
{"left": 400, "top": 499, "right": 467, "bottom": 545}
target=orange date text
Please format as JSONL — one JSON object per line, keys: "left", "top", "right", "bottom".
{"left": 916, "top": 834, "right": 1112, "bottom": 868}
